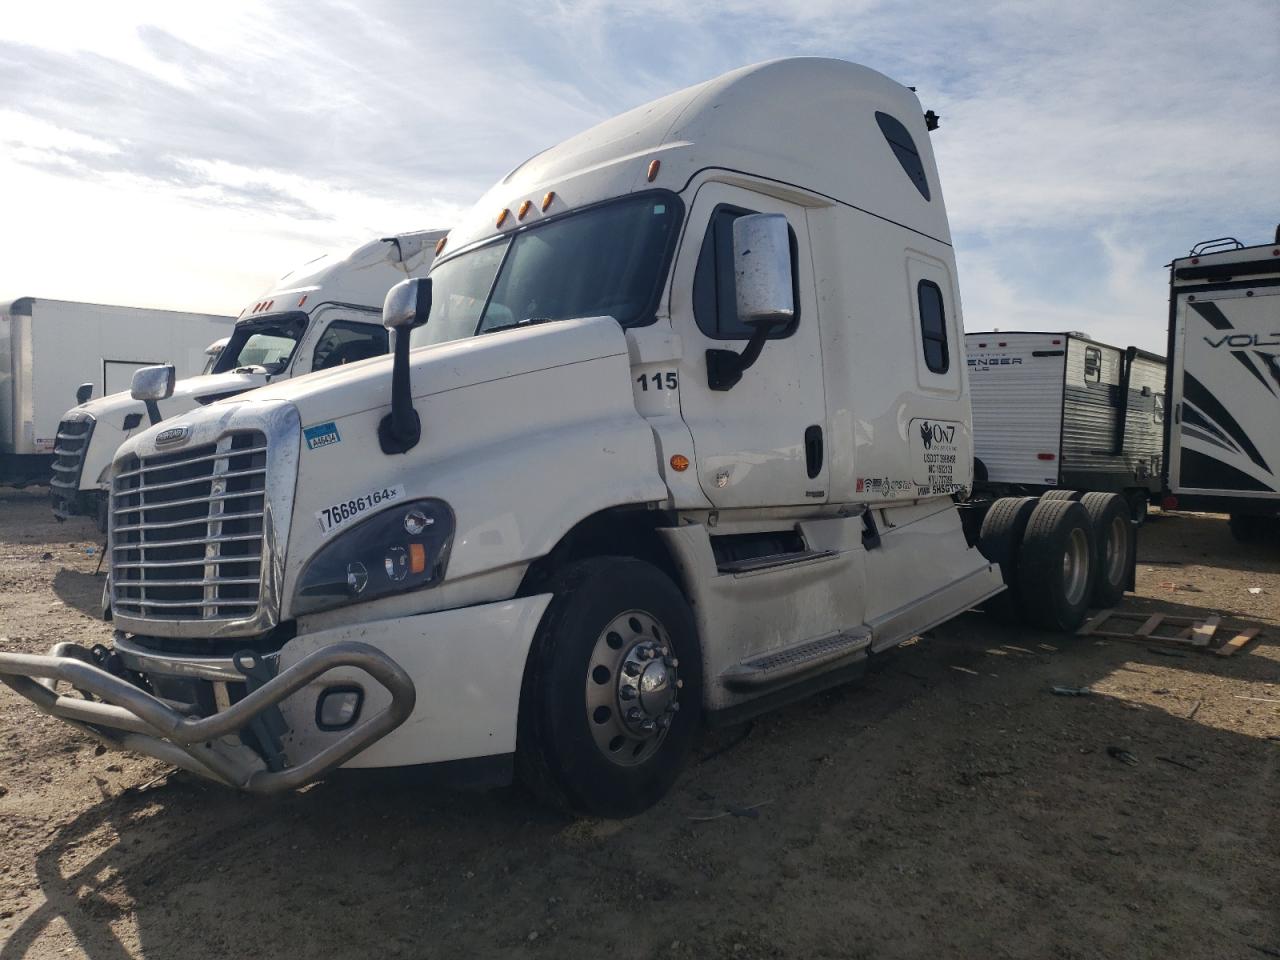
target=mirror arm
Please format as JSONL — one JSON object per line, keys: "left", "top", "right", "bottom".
{"left": 144, "top": 400, "right": 163, "bottom": 426}
{"left": 705, "top": 321, "right": 781, "bottom": 391}
{"left": 377, "top": 328, "right": 421, "bottom": 454}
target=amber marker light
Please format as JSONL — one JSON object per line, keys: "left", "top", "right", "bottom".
{"left": 541, "top": 191, "right": 556, "bottom": 211}
{"left": 297, "top": 295, "right": 308, "bottom": 307}
{"left": 435, "top": 236, "right": 447, "bottom": 255}
{"left": 518, "top": 199, "right": 532, "bottom": 220}
{"left": 647, "top": 159, "right": 661, "bottom": 182}
{"left": 408, "top": 543, "right": 426, "bottom": 575}
{"left": 496, "top": 208, "right": 510, "bottom": 228}
{"left": 669, "top": 454, "right": 690, "bottom": 472}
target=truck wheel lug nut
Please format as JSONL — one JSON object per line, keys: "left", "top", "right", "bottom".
{"left": 620, "top": 685, "right": 638, "bottom": 701}
{"left": 627, "top": 707, "right": 643, "bottom": 723}
{"left": 669, "top": 701, "right": 680, "bottom": 712}
{"left": 675, "top": 679, "right": 684, "bottom": 689}
{"left": 623, "top": 662, "right": 641, "bottom": 677}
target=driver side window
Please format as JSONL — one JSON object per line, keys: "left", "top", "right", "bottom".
{"left": 312, "top": 321, "right": 389, "bottom": 371}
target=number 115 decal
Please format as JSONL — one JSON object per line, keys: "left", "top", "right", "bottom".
{"left": 636, "top": 371, "right": 678, "bottom": 391}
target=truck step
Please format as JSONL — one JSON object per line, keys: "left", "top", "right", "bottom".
{"left": 720, "top": 628, "right": 872, "bottom": 691}
{"left": 716, "top": 548, "right": 837, "bottom": 575}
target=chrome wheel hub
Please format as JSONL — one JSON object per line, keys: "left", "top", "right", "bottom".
{"left": 585, "top": 611, "right": 682, "bottom": 767}
{"left": 1062, "top": 526, "right": 1090, "bottom": 606}
{"left": 1105, "top": 515, "right": 1128, "bottom": 583}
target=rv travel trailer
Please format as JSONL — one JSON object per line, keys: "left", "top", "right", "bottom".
{"left": 0, "top": 298, "right": 234, "bottom": 485}
{"left": 48, "top": 230, "right": 446, "bottom": 527}
{"left": 0, "top": 59, "right": 1139, "bottom": 817}
{"left": 1163, "top": 230, "right": 1280, "bottom": 541}
{"left": 967, "top": 332, "right": 1166, "bottom": 522}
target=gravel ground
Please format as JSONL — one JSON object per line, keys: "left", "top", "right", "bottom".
{"left": 0, "top": 487, "right": 1277, "bottom": 960}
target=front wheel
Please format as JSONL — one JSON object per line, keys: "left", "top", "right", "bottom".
{"left": 517, "top": 557, "right": 702, "bottom": 818}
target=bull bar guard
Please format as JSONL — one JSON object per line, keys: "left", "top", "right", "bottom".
{"left": 0, "top": 640, "right": 416, "bottom": 794}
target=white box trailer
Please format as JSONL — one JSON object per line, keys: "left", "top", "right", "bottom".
{"left": 0, "top": 298, "right": 235, "bottom": 483}
{"left": 1164, "top": 231, "right": 1280, "bottom": 541}
{"left": 967, "top": 331, "right": 1166, "bottom": 520}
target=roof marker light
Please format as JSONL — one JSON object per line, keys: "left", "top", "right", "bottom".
{"left": 266, "top": 300, "right": 274, "bottom": 311}
{"left": 647, "top": 159, "right": 660, "bottom": 182}
{"left": 541, "top": 191, "right": 556, "bottom": 211}
{"left": 297, "top": 295, "right": 308, "bottom": 307}
{"left": 518, "top": 199, "right": 532, "bottom": 220}
{"left": 496, "top": 208, "right": 510, "bottom": 228}
{"left": 435, "top": 236, "right": 447, "bottom": 255}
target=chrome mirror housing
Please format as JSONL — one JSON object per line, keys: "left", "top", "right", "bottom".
{"left": 733, "top": 213, "right": 794, "bottom": 327}
{"left": 382, "top": 278, "right": 432, "bottom": 330}
{"left": 130, "top": 364, "right": 176, "bottom": 402}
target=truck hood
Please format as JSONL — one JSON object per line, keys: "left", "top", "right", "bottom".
{"left": 71, "top": 371, "right": 270, "bottom": 421}
{"left": 228, "top": 315, "right": 629, "bottom": 425}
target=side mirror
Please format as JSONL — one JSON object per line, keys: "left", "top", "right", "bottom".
{"left": 706, "top": 213, "right": 794, "bottom": 391}
{"left": 382, "top": 277, "right": 432, "bottom": 330}
{"left": 131, "top": 364, "right": 175, "bottom": 426}
{"left": 733, "top": 213, "right": 794, "bottom": 327}
{"left": 75, "top": 382, "right": 93, "bottom": 405}
{"left": 379, "top": 278, "right": 432, "bottom": 454}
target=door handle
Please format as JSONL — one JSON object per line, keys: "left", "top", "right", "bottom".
{"left": 804, "top": 425, "right": 823, "bottom": 479}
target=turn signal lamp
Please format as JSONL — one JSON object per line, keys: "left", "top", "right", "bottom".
{"left": 518, "top": 199, "right": 532, "bottom": 220}
{"left": 670, "top": 454, "right": 690, "bottom": 472}
{"left": 541, "top": 191, "right": 556, "bottom": 211}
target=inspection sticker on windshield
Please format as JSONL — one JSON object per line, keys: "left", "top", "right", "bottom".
{"left": 317, "top": 484, "right": 405, "bottom": 537}
{"left": 304, "top": 421, "right": 341, "bottom": 450}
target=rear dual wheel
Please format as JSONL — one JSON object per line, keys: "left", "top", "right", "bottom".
{"left": 1080, "top": 492, "right": 1133, "bottom": 606}
{"left": 1017, "top": 499, "right": 1097, "bottom": 631}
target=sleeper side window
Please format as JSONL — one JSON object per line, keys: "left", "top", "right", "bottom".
{"left": 875, "top": 112, "right": 931, "bottom": 201}
{"left": 917, "top": 279, "right": 949, "bottom": 374}
{"left": 1084, "top": 346, "right": 1102, "bottom": 383}
{"left": 693, "top": 205, "right": 799, "bottom": 340}
{"left": 312, "top": 320, "right": 389, "bottom": 371}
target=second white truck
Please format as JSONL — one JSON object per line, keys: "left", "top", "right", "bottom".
{"left": 49, "top": 230, "right": 446, "bottom": 526}
{"left": 0, "top": 59, "right": 1136, "bottom": 817}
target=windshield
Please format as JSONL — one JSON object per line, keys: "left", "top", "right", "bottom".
{"left": 213, "top": 313, "right": 308, "bottom": 374}
{"left": 411, "top": 193, "right": 681, "bottom": 349}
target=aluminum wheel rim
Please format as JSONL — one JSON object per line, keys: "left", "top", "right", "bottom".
{"left": 1105, "top": 515, "right": 1129, "bottom": 584}
{"left": 1062, "top": 527, "right": 1090, "bottom": 606}
{"left": 584, "top": 609, "right": 682, "bottom": 768}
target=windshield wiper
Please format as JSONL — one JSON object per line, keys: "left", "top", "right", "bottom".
{"left": 482, "top": 317, "right": 558, "bottom": 335}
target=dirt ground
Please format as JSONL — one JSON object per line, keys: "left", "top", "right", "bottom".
{"left": 0, "top": 487, "right": 1277, "bottom": 960}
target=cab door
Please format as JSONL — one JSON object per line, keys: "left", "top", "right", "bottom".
{"left": 670, "top": 182, "right": 826, "bottom": 508}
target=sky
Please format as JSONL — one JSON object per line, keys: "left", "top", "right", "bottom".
{"left": 0, "top": 0, "right": 1276, "bottom": 352}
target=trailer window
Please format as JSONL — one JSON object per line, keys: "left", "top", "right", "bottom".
{"left": 312, "top": 321, "right": 389, "bottom": 371}
{"left": 1153, "top": 392, "right": 1165, "bottom": 423}
{"left": 693, "top": 205, "right": 799, "bottom": 340}
{"left": 917, "top": 280, "right": 949, "bottom": 374}
{"left": 1084, "top": 346, "right": 1102, "bottom": 382}
{"left": 875, "top": 112, "right": 931, "bottom": 201}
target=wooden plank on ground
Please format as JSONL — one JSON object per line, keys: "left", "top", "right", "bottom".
{"left": 1135, "top": 614, "right": 1164, "bottom": 637}
{"left": 1077, "top": 609, "right": 1113, "bottom": 636}
{"left": 1190, "top": 615, "right": 1221, "bottom": 648}
{"left": 1214, "top": 628, "right": 1260, "bottom": 657}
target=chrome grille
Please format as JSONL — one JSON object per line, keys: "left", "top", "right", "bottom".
{"left": 111, "top": 431, "right": 268, "bottom": 621}
{"left": 50, "top": 414, "right": 95, "bottom": 517}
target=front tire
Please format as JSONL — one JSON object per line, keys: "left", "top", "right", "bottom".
{"left": 517, "top": 557, "right": 702, "bottom": 818}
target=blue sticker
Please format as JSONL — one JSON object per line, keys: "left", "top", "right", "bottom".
{"left": 304, "top": 421, "right": 341, "bottom": 450}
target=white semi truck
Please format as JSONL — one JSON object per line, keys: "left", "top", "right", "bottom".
{"left": 48, "top": 230, "right": 446, "bottom": 526}
{"left": 0, "top": 297, "right": 235, "bottom": 485}
{"left": 0, "top": 59, "right": 1136, "bottom": 817}
{"left": 1162, "top": 230, "right": 1280, "bottom": 542}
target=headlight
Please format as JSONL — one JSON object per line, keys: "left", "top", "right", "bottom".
{"left": 292, "top": 498, "right": 454, "bottom": 616}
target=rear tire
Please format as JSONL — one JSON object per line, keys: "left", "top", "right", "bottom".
{"left": 1016, "top": 500, "right": 1097, "bottom": 632}
{"left": 1079, "top": 492, "right": 1133, "bottom": 606}
{"left": 1041, "top": 489, "right": 1080, "bottom": 501}
{"left": 517, "top": 557, "right": 702, "bottom": 818}
{"left": 1229, "top": 514, "right": 1265, "bottom": 544}
{"left": 977, "top": 497, "right": 1039, "bottom": 621}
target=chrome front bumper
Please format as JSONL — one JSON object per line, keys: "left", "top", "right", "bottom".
{"left": 0, "top": 640, "right": 416, "bottom": 794}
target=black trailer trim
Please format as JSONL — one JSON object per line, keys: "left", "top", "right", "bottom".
{"left": 1174, "top": 257, "right": 1280, "bottom": 282}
